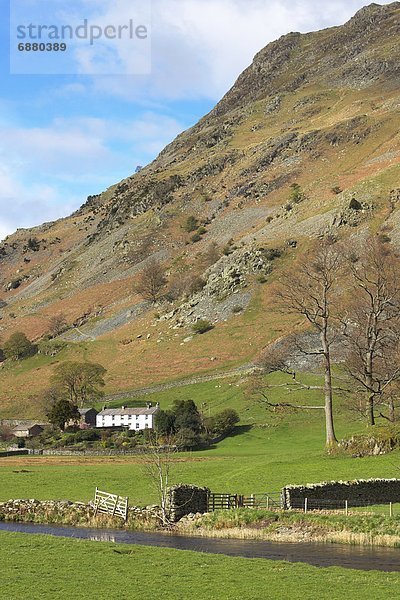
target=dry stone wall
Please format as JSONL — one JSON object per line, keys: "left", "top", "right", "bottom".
{"left": 282, "top": 479, "right": 400, "bottom": 510}
{"left": 0, "top": 487, "right": 210, "bottom": 527}
{"left": 167, "top": 484, "right": 210, "bottom": 522}
{"left": 0, "top": 499, "right": 161, "bottom": 526}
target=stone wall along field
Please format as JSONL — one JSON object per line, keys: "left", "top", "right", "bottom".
{"left": 282, "top": 478, "right": 400, "bottom": 510}
{"left": 0, "top": 499, "right": 161, "bottom": 527}
{"left": 167, "top": 484, "right": 210, "bottom": 522}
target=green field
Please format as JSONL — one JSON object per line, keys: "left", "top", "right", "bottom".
{"left": 1, "top": 374, "right": 400, "bottom": 506}
{"left": 1, "top": 531, "right": 399, "bottom": 600}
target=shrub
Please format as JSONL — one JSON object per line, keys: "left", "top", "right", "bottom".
{"left": 3, "top": 332, "right": 37, "bottom": 360}
{"left": 186, "top": 275, "right": 206, "bottom": 296}
{"left": 27, "top": 237, "right": 40, "bottom": 252}
{"left": 263, "top": 248, "right": 282, "bottom": 261}
{"left": 232, "top": 305, "right": 243, "bottom": 314}
{"left": 192, "top": 320, "right": 214, "bottom": 334}
{"left": 74, "top": 429, "right": 101, "bottom": 443}
{"left": 184, "top": 216, "right": 198, "bottom": 232}
{"left": 378, "top": 233, "right": 391, "bottom": 244}
{"left": 201, "top": 243, "right": 221, "bottom": 268}
{"left": 289, "top": 183, "right": 305, "bottom": 204}
{"left": 167, "top": 273, "right": 206, "bottom": 301}
{"left": 209, "top": 409, "right": 240, "bottom": 436}
{"left": 0, "top": 425, "right": 15, "bottom": 442}
{"left": 191, "top": 233, "right": 202, "bottom": 243}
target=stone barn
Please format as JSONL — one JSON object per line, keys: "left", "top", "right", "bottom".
{"left": 13, "top": 424, "right": 44, "bottom": 439}
{"left": 78, "top": 408, "right": 98, "bottom": 428}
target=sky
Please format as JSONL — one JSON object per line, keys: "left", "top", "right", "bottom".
{"left": 0, "top": 0, "right": 392, "bottom": 241}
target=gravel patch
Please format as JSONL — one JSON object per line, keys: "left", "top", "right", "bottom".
{"left": 61, "top": 300, "right": 151, "bottom": 341}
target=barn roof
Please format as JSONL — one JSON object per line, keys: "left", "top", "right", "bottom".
{"left": 12, "top": 423, "right": 43, "bottom": 432}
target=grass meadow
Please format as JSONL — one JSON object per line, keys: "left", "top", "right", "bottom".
{"left": 1, "top": 373, "right": 400, "bottom": 506}
{"left": 2, "top": 373, "right": 400, "bottom": 599}
{"left": 1, "top": 531, "right": 400, "bottom": 600}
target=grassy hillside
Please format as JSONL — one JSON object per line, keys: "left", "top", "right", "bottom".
{"left": 0, "top": 3, "right": 399, "bottom": 415}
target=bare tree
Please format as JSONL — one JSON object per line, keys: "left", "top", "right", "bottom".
{"left": 379, "top": 382, "right": 400, "bottom": 423}
{"left": 134, "top": 260, "right": 167, "bottom": 304}
{"left": 48, "top": 312, "right": 67, "bottom": 338}
{"left": 341, "top": 239, "right": 400, "bottom": 426}
{"left": 275, "top": 239, "right": 344, "bottom": 447}
{"left": 139, "top": 432, "right": 177, "bottom": 525}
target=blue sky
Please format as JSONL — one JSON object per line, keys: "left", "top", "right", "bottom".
{"left": 0, "top": 0, "right": 391, "bottom": 241}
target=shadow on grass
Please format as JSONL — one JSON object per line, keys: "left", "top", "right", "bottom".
{"left": 204, "top": 425, "right": 254, "bottom": 450}
{"left": 228, "top": 425, "right": 253, "bottom": 438}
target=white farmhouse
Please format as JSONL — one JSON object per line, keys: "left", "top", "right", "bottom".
{"left": 96, "top": 404, "right": 159, "bottom": 431}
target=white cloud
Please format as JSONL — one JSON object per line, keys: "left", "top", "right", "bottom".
{"left": 0, "top": 112, "right": 185, "bottom": 240}
{"left": 84, "top": 0, "right": 392, "bottom": 100}
{"left": 0, "top": 163, "right": 78, "bottom": 241}
{"left": 2, "top": 0, "right": 393, "bottom": 239}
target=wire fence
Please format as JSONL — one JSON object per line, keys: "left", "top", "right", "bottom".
{"left": 287, "top": 497, "right": 400, "bottom": 516}
{"left": 208, "top": 492, "right": 400, "bottom": 517}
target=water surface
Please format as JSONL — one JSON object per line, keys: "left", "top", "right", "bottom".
{"left": 1, "top": 521, "right": 399, "bottom": 572}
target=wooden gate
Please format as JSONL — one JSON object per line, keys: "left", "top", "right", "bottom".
{"left": 93, "top": 488, "right": 129, "bottom": 521}
{"left": 208, "top": 493, "right": 239, "bottom": 511}
{"left": 208, "top": 492, "right": 280, "bottom": 511}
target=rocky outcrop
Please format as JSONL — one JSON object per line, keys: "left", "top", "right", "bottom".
{"left": 339, "top": 431, "right": 400, "bottom": 458}
{"left": 165, "top": 247, "right": 273, "bottom": 326}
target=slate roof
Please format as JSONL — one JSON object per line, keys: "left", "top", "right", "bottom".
{"left": 13, "top": 423, "right": 43, "bottom": 432}
{"left": 98, "top": 407, "right": 159, "bottom": 416}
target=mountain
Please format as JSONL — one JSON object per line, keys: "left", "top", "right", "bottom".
{"left": 0, "top": 2, "right": 399, "bottom": 417}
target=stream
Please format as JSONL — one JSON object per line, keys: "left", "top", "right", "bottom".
{"left": 1, "top": 521, "right": 400, "bottom": 571}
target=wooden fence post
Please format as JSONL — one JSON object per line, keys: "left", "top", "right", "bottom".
{"left": 345, "top": 500, "right": 348, "bottom": 516}
{"left": 390, "top": 502, "right": 393, "bottom": 517}
{"left": 304, "top": 498, "right": 308, "bottom": 514}
{"left": 266, "top": 496, "right": 269, "bottom": 511}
